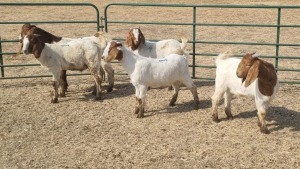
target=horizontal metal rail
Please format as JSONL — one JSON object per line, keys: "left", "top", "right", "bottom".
{"left": 0, "top": 2, "right": 101, "bottom": 29}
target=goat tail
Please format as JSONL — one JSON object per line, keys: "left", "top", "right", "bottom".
{"left": 179, "top": 37, "right": 189, "bottom": 60}
{"left": 180, "top": 37, "right": 188, "bottom": 50}
{"left": 216, "top": 51, "right": 234, "bottom": 64}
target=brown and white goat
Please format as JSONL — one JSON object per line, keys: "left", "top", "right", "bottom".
{"left": 102, "top": 40, "right": 199, "bottom": 118}
{"left": 125, "top": 27, "right": 188, "bottom": 59}
{"left": 22, "top": 29, "right": 103, "bottom": 103}
{"left": 211, "top": 52, "right": 279, "bottom": 134}
{"left": 126, "top": 27, "right": 189, "bottom": 90}
{"left": 18, "top": 23, "right": 114, "bottom": 93}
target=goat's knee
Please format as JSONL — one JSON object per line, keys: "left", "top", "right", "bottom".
{"left": 211, "top": 93, "right": 222, "bottom": 122}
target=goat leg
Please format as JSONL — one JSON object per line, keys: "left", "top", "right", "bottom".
{"left": 225, "top": 107, "right": 233, "bottom": 120}
{"left": 257, "top": 111, "right": 270, "bottom": 134}
{"left": 136, "top": 98, "right": 144, "bottom": 118}
{"left": 51, "top": 81, "right": 59, "bottom": 103}
{"left": 211, "top": 102, "right": 220, "bottom": 122}
{"left": 190, "top": 86, "right": 199, "bottom": 110}
{"left": 61, "top": 70, "right": 68, "bottom": 92}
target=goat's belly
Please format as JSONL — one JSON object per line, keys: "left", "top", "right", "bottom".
{"left": 146, "top": 78, "right": 177, "bottom": 88}
{"left": 62, "top": 62, "right": 88, "bottom": 71}
{"left": 148, "top": 81, "right": 173, "bottom": 88}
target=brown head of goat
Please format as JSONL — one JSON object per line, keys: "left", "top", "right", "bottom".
{"left": 236, "top": 53, "right": 277, "bottom": 96}
{"left": 125, "top": 28, "right": 145, "bottom": 51}
{"left": 103, "top": 41, "right": 123, "bottom": 62}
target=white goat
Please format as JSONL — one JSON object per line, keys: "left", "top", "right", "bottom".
{"left": 22, "top": 31, "right": 103, "bottom": 103}
{"left": 102, "top": 40, "right": 200, "bottom": 118}
{"left": 211, "top": 52, "right": 279, "bottom": 134}
{"left": 125, "top": 27, "right": 189, "bottom": 59}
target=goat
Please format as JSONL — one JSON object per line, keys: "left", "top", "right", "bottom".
{"left": 102, "top": 40, "right": 199, "bottom": 118}
{"left": 18, "top": 23, "right": 114, "bottom": 92}
{"left": 125, "top": 27, "right": 188, "bottom": 58}
{"left": 211, "top": 52, "right": 279, "bottom": 134}
{"left": 22, "top": 29, "right": 103, "bottom": 103}
{"left": 126, "top": 27, "right": 188, "bottom": 90}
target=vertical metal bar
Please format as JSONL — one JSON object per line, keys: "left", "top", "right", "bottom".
{"left": 100, "top": 16, "right": 104, "bottom": 32}
{"left": 104, "top": 5, "right": 109, "bottom": 32}
{"left": 275, "top": 8, "right": 281, "bottom": 72}
{"left": 0, "top": 36, "right": 4, "bottom": 77}
{"left": 192, "top": 6, "right": 196, "bottom": 78}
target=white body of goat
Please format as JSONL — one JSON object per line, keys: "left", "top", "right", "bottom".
{"left": 133, "top": 39, "right": 188, "bottom": 59}
{"left": 126, "top": 28, "right": 188, "bottom": 59}
{"left": 211, "top": 52, "right": 279, "bottom": 134}
{"left": 22, "top": 34, "right": 103, "bottom": 103}
{"left": 123, "top": 50, "right": 188, "bottom": 88}
{"left": 102, "top": 41, "right": 199, "bottom": 118}
{"left": 38, "top": 40, "right": 99, "bottom": 72}
{"left": 59, "top": 33, "right": 115, "bottom": 92}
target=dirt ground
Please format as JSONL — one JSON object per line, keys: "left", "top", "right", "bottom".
{"left": 1, "top": 0, "right": 300, "bottom": 168}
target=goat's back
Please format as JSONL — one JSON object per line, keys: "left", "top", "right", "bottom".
{"left": 41, "top": 39, "right": 100, "bottom": 70}
{"left": 137, "top": 39, "right": 182, "bottom": 58}
{"left": 132, "top": 54, "right": 189, "bottom": 87}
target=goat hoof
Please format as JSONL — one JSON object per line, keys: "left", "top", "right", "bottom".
{"left": 260, "top": 127, "right": 270, "bottom": 134}
{"left": 169, "top": 102, "right": 175, "bottom": 106}
{"left": 227, "top": 115, "right": 233, "bottom": 120}
{"left": 59, "top": 93, "right": 66, "bottom": 97}
{"left": 107, "top": 87, "right": 113, "bottom": 93}
{"left": 212, "top": 115, "right": 220, "bottom": 123}
{"left": 134, "top": 107, "right": 139, "bottom": 114}
{"left": 194, "top": 101, "right": 200, "bottom": 110}
{"left": 94, "top": 96, "right": 101, "bottom": 100}
{"left": 51, "top": 98, "right": 58, "bottom": 103}
{"left": 136, "top": 113, "right": 144, "bottom": 118}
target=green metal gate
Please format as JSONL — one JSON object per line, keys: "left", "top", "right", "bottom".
{"left": 104, "top": 3, "right": 300, "bottom": 84}
{"left": 1, "top": 3, "right": 300, "bottom": 84}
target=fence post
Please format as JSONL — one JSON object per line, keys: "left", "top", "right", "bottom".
{"left": 275, "top": 8, "right": 281, "bottom": 72}
{"left": 192, "top": 6, "right": 196, "bottom": 78}
{"left": 0, "top": 36, "right": 4, "bottom": 77}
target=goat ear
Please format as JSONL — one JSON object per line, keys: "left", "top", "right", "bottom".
{"left": 115, "top": 49, "right": 123, "bottom": 61}
{"left": 252, "top": 52, "right": 260, "bottom": 58}
{"left": 244, "top": 60, "right": 260, "bottom": 87}
{"left": 257, "top": 60, "right": 277, "bottom": 82}
{"left": 140, "top": 31, "right": 145, "bottom": 44}
{"left": 125, "top": 32, "right": 133, "bottom": 47}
